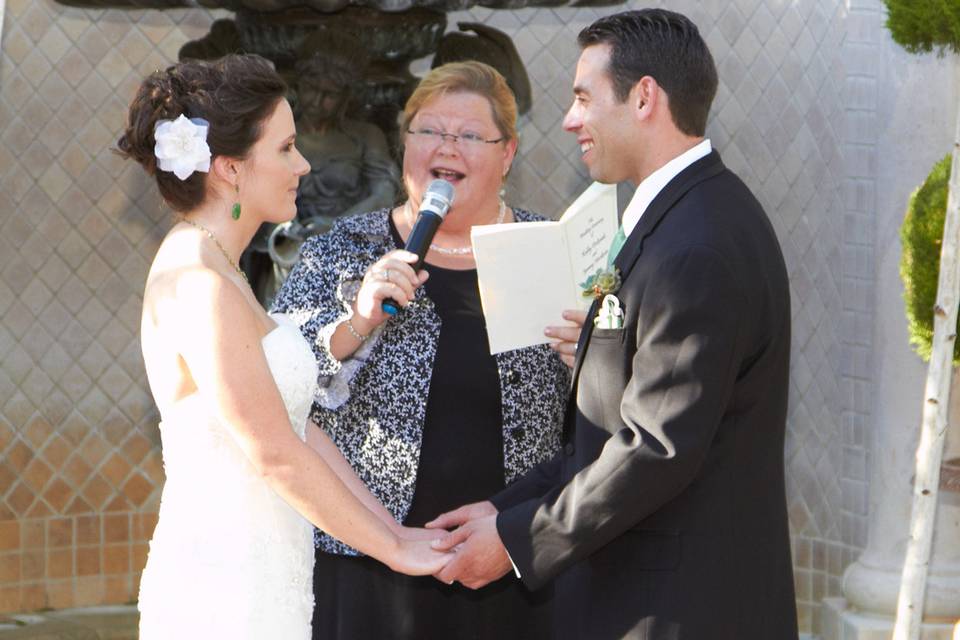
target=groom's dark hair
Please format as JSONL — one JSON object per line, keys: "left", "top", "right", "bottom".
{"left": 578, "top": 9, "right": 718, "bottom": 137}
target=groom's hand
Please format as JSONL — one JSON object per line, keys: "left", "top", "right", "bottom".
{"left": 431, "top": 514, "right": 511, "bottom": 589}
{"left": 424, "top": 500, "right": 497, "bottom": 530}
{"left": 545, "top": 309, "right": 587, "bottom": 367}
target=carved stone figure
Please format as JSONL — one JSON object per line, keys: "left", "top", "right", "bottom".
{"left": 292, "top": 33, "right": 399, "bottom": 230}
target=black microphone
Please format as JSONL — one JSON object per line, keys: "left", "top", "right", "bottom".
{"left": 381, "top": 179, "right": 455, "bottom": 316}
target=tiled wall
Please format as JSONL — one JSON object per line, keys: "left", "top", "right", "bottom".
{"left": 0, "top": 0, "right": 864, "bottom": 635}
{"left": 0, "top": 0, "right": 225, "bottom": 613}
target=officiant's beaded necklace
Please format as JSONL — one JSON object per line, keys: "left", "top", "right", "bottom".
{"left": 403, "top": 198, "right": 507, "bottom": 256}
{"left": 178, "top": 216, "right": 249, "bottom": 284}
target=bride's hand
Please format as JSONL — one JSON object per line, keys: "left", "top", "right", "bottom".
{"left": 397, "top": 525, "right": 446, "bottom": 542}
{"left": 388, "top": 538, "right": 452, "bottom": 576}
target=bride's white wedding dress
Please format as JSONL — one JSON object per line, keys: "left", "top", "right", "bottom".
{"left": 138, "top": 314, "right": 317, "bottom": 639}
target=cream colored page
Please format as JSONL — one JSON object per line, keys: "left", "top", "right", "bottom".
{"left": 560, "top": 182, "right": 620, "bottom": 287}
{"left": 471, "top": 222, "right": 575, "bottom": 354}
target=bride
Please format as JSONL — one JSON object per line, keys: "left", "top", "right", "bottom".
{"left": 117, "top": 55, "right": 448, "bottom": 639}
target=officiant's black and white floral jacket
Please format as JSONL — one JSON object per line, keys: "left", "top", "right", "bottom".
{"left": 272, "top": 208, "right": 570, "bottom": 555}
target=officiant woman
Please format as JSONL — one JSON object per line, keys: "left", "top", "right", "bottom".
{"left": 272, "top": 61, "right": 570, "bottom": 639}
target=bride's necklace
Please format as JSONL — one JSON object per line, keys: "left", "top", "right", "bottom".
{"left": 405, "top": 199, "right": 507, "bottom": 256}
{"left": 178, "top": 216, "right": 249, "bottom": 284}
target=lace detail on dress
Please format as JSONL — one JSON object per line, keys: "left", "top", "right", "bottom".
{"left": 138, "top": 313, "right": 319, "bottom": 640}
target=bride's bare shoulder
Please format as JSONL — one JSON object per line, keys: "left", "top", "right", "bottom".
{"left": 142, "top": 230, "right": 247, "bottom": 332}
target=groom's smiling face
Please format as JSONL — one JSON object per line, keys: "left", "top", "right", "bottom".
{"left": 563, "top": 44, "right": 638, "bottom": 185}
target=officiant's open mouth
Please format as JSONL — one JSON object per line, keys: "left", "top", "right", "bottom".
{"left": 430, "top": 167, "right": 465, "bottom": 183}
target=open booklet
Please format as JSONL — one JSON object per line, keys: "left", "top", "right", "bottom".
{"left": 472, "top": 182, "right": 619, "bottom": 354}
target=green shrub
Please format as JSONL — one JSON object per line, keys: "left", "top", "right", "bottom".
{"left": 884, "top": 0, "right": 960, "bottom": 55}
{"left": 900, "top": 155, "right": 957, "bottom": 363}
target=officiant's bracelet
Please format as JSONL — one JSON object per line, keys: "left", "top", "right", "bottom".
{"left": 344, "top": 318, "right": 369, "bottom": 342}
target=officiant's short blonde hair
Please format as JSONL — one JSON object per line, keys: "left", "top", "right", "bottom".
{"left": 401, "top": 61, "right": 518, "bottom": 142}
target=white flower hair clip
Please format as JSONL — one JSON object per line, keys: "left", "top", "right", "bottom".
{"left": 154, "top": 114, "right": 211, "bottom": 181}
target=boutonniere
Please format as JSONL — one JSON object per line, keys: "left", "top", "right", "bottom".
{"left": 580, "top": 267, "right": 622, "bottom": 301}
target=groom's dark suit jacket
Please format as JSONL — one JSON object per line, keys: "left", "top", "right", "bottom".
{"left": 492, "top": 151, "right": 798, "bottom": 640}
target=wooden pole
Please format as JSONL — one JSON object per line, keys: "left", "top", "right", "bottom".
{"left": 892, "top": 107, "right": 960, "bottom": 640}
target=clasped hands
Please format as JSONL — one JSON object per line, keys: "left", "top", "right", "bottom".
{"left": 421, "top": 500, "right": 513, "bottom": 589}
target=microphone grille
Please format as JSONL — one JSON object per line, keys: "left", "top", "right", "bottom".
{"left": 426, "top": 179, "right": 455, "bottom": 205}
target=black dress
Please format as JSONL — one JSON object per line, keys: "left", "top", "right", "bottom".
{"left": 311, "top": 222, "right": 552, "bottom": 639}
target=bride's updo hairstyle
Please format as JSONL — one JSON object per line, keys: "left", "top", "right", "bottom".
{"left": 117, "top": 54, "right": 287, "bottom": 212}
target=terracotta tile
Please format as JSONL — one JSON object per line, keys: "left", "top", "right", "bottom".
{"left": 102, "top": 544, "right": 129, "bottom": 575}
{"left": 103, "top": 575, "right": 131, "bottom": 605}
{"left": 20, "top": 520, "right": 44, "bottom": 549}
{"left": 77, "top": 515, "right": 100, "bottom": 545}
{"left": 101, "top": 409, "right": 133, "bottom": 446}
{"left": 0, "top": 463, "right": 16, "bottom": 496}
{"left": 81, "top": 474, "right": 113, "bottom": 509}
{"left": 21, "top": 457, "right": 54, "bottom": 493}
{"left": 0, "top": 553, "right": 20, "bottom": 583}
{"left": 42, "top": 478, "right": 73, "bottom": 513}
{"left": 76, "top": 546, "right": 100, "bottom": 576}
{"left": 0, "top": 420, "right": 13, "bottom": 453}
{"left": 60, "top": 411, "right": 91, "bottom": 447}
{"left": 0, "top": 521, "right": 19, "bottom": 550}
{"left": 131, "top": 543, "right": 148, "bottom": 573}
{"left": 21, "top": 550, "right": 44, "bottom": 580}
{"left": 79, "top": 433, "right": 110, "bottom": 468}
{"left": 5, "top": 440, "right": 33, "bottom": 473}
{"left": 0, "top": 585, "right": 20, "bottom": 614}
{"left": 45, "top": 579, "right": 74, "bottom": 609}
{"left": 6, "top": 482, "right": 35, "bottom": 516}
{"left": 24, "top": 500, "right": 52, "bottom": 518}
{"left": 47, "top": 517, "right": 73, "bottom": 547}
{"left": 41, "top": 435, "right": 71, "bottom": 469}
{"left": 0, "top": 504, "right": 13, "bottom": 521}
{"left": 100, "top": 452, "right": 131, "bottom": 488}
{"left": 65, "top": 496, "right": 95, "bottom": 516}
{"left": 104, "top": 514, "right": 129, "bottom": 543}
{"left": 104, "top": 494, "right": 132, "bottom": 512}
{"left": 46, "top": 548, "right": 72, "bottom": 579}
{"left": 122, "top": 473, "right": 153, "bottom": 507}
{"left": 132, "top": 513, "right": 158, "bottom": 542}
{"left": 120, "top": 431, "right": 151, "bottom": 464}
{"left": 22, "top": 414, "right": 51, "bottom": 449}
{"left": 20, "top": 581, "right": 45, "bottom": 611}
{"left": 40, "top": 390, "right": 72, "bottom": 428}
{"left": 140, "top": 451, "right": 165, "bottom": 484}
{"left": 62, "top": 453, "right": 93, "bottom": 487}
{"left": 74, "top": 576, "right": 106, "bottom": 607}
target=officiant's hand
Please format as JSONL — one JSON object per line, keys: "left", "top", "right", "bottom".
{"left": 431, "top": 514, "right": 511, "bottom": 589}
{"left": 545, "top": 309, "right": 587, "bottom": 367}
{"left": 355, "top": 249, "right": 430, "bottom": 329}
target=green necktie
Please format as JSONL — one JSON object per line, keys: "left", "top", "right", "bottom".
{"left": 607, "top": 225, "right": 627, "bottom": 268}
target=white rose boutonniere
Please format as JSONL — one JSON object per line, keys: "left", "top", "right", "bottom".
{"left": 154, "top": 114, "right": 211, "bottom": 181}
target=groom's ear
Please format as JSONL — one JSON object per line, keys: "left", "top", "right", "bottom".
{"left": 630, "top": 76, "right": 658, "bottom": 122}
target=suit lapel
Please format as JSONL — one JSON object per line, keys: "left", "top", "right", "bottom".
{"left": 566, "top": 150, "right": 727, "bottom": 396}
{"left": 613, "top": 150, "right": 725, "bottom": 280}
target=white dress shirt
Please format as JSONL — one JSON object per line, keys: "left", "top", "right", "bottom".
{"left": 621, "top": 138, "right": 712, "bottom": 236}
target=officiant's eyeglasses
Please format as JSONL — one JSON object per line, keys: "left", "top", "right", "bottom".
{"left": 406, "top": 128, "right": 505, "bottom": 147}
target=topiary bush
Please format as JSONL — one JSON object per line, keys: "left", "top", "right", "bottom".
{"left": 900, "top": 155, "right": 958, "bottom": 363}
{"left": 884, "top": 0, "right": 960, "bottom": 54}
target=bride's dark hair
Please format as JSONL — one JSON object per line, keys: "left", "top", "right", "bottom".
{"left": 117, "top": 54, "right": 288, "bottom": 212}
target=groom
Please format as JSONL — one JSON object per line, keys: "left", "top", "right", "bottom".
{"left": 429, "top": 9, "right": 799, "bottom": 639}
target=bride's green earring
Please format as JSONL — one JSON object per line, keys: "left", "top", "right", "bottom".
{"left": 231, "top": 184, "right": 241, "bottom": 220}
